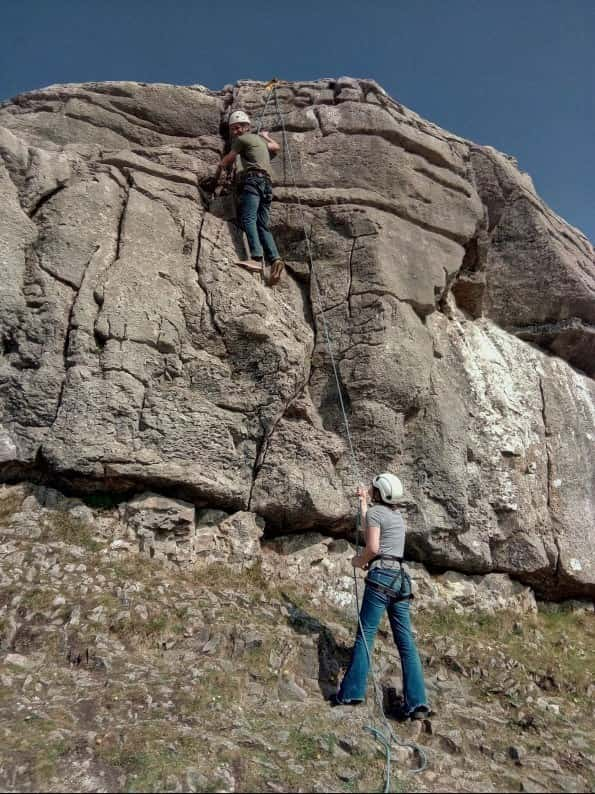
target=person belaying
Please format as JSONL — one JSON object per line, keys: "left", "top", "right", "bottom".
{"left": 330, "top": 473, "right": 431, "bottom": 720}
{"left": 216, "top": 110, "right": 286, "bottom": 285}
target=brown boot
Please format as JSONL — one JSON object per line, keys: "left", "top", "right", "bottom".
{"left": 236, "top": 259, "right": 263, "bottom": 272}
{"left": 270, "top": 258, "right": 285, "bottom": 285}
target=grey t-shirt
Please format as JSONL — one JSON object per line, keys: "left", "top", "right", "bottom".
{"left": 366, "top": 503, "right": 406, "bottom": 560}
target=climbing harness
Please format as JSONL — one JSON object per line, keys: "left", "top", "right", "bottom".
{"left": 366, "top": 555, "right": 414, "bottom": 603}
{"left": 255, "top": 82, "right": 428, "bottom": 791}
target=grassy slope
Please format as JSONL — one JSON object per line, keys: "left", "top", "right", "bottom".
{"left": 0, "top": 507, "right": 593, "bottom": 793}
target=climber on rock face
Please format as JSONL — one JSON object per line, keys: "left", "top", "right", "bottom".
{"left": 330, "top": 473, "right": 431, "bottom": 721}
{"left": 216, "top": 110, "right": 286, "bottom": 286}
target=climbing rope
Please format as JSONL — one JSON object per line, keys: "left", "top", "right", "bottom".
{"left": 255, "top": 80, "right": 277, "bottom": 134}
{"left": 264, "top": 85, "right": 428, "bottom": 791}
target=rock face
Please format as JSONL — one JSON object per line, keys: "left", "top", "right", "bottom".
{"left": 0, "top": 78, "right": 593, "bottom": 597}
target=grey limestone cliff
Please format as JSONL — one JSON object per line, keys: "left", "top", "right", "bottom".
{"left": 0, "top": 77, "right": 593, "bottom": 597}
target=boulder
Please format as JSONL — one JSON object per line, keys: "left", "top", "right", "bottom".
{"left": 122, "top": 492, "right": 195, "bottom": 561}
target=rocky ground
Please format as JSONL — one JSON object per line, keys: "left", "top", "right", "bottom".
{"left": 0, "top": 483, "right": 593, "bottom": 793}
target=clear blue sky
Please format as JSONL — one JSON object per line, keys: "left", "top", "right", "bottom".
{"left": 2, "top": 0, "right": 594, "bottom": 243}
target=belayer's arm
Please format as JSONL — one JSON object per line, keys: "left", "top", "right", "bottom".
{"left": 352, "top": 491, "right": 380, "bottom": 569}
{"left": 351, "top": 525, "right": 380, "bottom": 569}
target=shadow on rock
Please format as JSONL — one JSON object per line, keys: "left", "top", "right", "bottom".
{"left": 281, "top": 594, "right": 352, "bottom": 699}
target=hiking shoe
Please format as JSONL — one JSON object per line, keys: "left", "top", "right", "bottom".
{"left": 390, "top": 704, "right": 410, "bottom": 723}
{"left": 236, "top": 259, "right": 263, "bottom": 272}
{"left": 410, "top": 706, "right": 433, "bottom": 721}
{"left": 269, "top": 258, "right": 285, "bottom": 285}
{"left": 386, "top": 690, "right": 408, "bottom": 721}
{"left": 388, "top": 701, "right": 432, "bottom": 722}
{"left": 329, "top": 694, "right": 364, "bottom": 707}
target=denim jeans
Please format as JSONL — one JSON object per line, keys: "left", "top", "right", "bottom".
{"left": 238, "top": 173, "right": 280, "bottom": 262}
{"left": 338, "top": 567, "right": 428, "bottom": 713}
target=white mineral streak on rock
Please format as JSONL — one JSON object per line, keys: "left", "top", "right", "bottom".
{"left": 0, "top": 428, "right": 17, "bottom": 462}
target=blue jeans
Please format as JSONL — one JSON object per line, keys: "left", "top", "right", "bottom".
{"left": 338, "top": 567, "right": 428, "bottom": 713}
{"left": 238, "top": 173, "right": 280, "bottom": 262}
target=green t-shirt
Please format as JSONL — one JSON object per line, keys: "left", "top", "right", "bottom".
{"left": 232, "top": 133, "right": 273, "bottom": 179}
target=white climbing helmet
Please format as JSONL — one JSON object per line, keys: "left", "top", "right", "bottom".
{"left": 228, "top": 110, "right": 251, "bottom": 126}
{"left": 372, "top": 472, "right": 404, "bottom": 504}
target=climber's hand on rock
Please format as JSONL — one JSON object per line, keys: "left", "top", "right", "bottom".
{"left": 201, "top": 176, "right": 218, "bottom": 194}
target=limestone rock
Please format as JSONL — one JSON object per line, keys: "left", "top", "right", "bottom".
{"left": 217, "top": 510, "right": 265, "bottom": 562}
{"left": 121, "top": 491, "right": 196, "bottom": 561}
{"left": 0, "top": 78, "right": 593, "bottom": 597}
{"left": 123, "top": 492, "right": 195, "bottom": 534}
{"left": 470, "top": 147, "right": 594, "bottom": 375}
{"left": 277, "top": 673, "right": 308, "bottom": 702}
{"left": 408, "top": 564, "right": 537, "bottom": 614}
{"left": 4, "top": 653, "right": 34, "bottom": 669}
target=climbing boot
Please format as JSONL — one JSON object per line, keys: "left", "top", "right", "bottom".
{"left": 410, "top": 706, "right": 433, "bottom": 721}
{"left": 387, "top": 690, "right": 426, "bottom": 722}
{"left": 236, "top": 259, "right": 263, "bottom": 273}
{"left": 269, "top": 258, "right": 285, "bottom": 285}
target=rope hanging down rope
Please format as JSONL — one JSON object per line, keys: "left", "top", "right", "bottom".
{"left": 252, "top": 83, "right": 428, "bottom": 791}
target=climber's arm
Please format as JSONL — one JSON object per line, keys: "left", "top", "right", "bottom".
{"left": 217, "top": 150, "right": 238, "bottom": 174}
{"left": 259, "top": 131, "right": 280, "bottom": 154}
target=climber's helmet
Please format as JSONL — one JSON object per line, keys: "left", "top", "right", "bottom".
{"left": 372, "top": 472, "right": 404, "bottom": 505}
{"left": 228, "top": 110, "right": 251, "bottom": 137}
